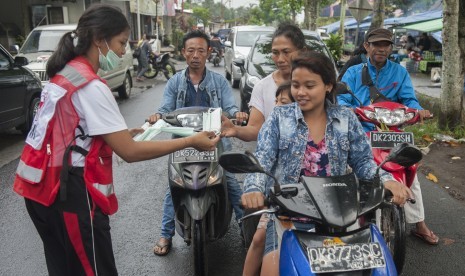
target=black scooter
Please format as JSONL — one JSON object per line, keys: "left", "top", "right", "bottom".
{"left": 162, "top": 107, "right": 232, "bottom": 276}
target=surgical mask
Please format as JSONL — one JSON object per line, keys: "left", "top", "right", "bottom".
{"left": 98, "top": 41, "right": 121, "bottom": 71}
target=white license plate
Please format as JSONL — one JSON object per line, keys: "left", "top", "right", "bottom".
{"left": 308, "top": 242, "right": 386, "bottom": 273}
{"left": 370, "top": 132, "right": 414, "bottom": 148}
{"left": 172, "top": 148, "right": 217, "bottom": 163}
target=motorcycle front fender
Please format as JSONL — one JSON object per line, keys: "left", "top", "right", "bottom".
{"left": 181, "top": 189, "right": 217, "bottom": 221}
{"left": 159, "top": 53, "right": 171, "bottom": 63}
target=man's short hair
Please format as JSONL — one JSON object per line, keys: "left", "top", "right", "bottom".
{"left": 182, "top": 30, "right": 210, "bottom": 49}
{"left": 365, "top": 28, "right": 393, "bottom": 44}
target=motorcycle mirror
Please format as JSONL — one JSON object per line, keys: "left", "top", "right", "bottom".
{"left": 385, "top": 142, "right": 423, "bottom": 167}
{"left": 219, "top": 151, "right": 282, "bottom": 195}
{"left": 335, "top": 82, "right": 363, "bottom": 107}
{"left": 219, "top": 151, "right": 264, "bottom": 174}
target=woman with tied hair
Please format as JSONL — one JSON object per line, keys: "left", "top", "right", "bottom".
{"left": 221, "top": 22, "right": 308, "bottom": 141}
{"left": 13, "top": 4, "right": 218, "bottom": 275}
{"left": 241, "top": 51, "right": 412, "bottom": 275}
{"left": 220, "top": 22, "right": 309, "bottom": 275}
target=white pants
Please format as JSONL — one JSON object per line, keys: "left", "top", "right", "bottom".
{"left": 404, "top": 174, "right": 425, "bottom": 223}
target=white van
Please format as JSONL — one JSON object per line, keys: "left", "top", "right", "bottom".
{"left": 16, "top": 24, "right": 134, "bottom": 98}
{"left": 223, "top": 25, "right": 275, "bottom": 88}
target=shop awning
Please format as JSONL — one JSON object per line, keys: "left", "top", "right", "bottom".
{"left": 403, "top": 18, "right": 443, "bottom": 32}
{"left": 432, "top": 31, "right": 442, "bottom": 44}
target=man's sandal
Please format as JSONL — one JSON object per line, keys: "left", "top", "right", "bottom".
{"left": 410, "top": 229, "right": 439, "bottom": 245}
{"left": 153, "top": 238, "right": 172, "bottom": 256}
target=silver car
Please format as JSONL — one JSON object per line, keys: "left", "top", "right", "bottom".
{"left": 223, "top": 25, "right": 275, "bottom": 88}
{"left": 16, "top": 24, "right": 134, "bottom": 99}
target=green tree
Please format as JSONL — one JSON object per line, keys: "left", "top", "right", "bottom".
{"left": 440, "top": 0, "right": 465, "bottom": 129}
{"left": 303, "top": 0, "right": 331, "bottom": 30}
{"left": 282, "top": 0, "right": 304, "bottom": 23}
{"left": 370, "top": 0, "right": 385, "bottom": 29}
{"left": 192, "top": 7, "right": 211, "bottom": 28}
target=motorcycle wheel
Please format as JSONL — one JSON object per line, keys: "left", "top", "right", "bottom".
{"left": 213, "top": 57, "right": 220, "bottom": 67}
{"left": 162, "top": 61, "right": 176, "bottom": 80}
{"left": 143, "top": 63, "right": 159, "bottom": 79}
{"left": 380, "top": 204, "right": 407, "bottom": 274}
{"left": 193, "top": 220, "right": 208, "bottom": 276}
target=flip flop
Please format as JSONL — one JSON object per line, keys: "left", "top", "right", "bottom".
{"left": 153, "top": 238, "right": 172, "bottom": 256}
{"left": 410, "top": 229, "right": 439, "bottom": 245}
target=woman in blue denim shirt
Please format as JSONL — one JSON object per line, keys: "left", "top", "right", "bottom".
{"left": 241, "top": 51, "right": 413, "bottom": 276}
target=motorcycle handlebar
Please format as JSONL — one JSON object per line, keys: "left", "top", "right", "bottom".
{"left": 384, "top": 189, "right": 416, "bottom": 204}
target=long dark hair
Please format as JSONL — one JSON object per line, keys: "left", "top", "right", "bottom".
{"left": 272, "top": 22, "right": 307, "bottom": 51}
{"left": 46, "top": 4, "right": 130, "bottom": 77}
{"left": 291, "top": 51, "right": 337, "bottom": 104}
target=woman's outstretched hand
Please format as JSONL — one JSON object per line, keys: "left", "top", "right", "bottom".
{"left": 188, "top": 131, "right": 220, "bottom": 151}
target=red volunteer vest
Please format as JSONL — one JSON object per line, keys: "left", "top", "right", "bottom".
{"left": 13, "top": 56, "right": 118, "bottom": 215}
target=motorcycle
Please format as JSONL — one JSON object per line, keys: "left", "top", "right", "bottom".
{"left": 219, "top": 143, "right": 423, "bottom": 275}
{"left": 208, "top": 47, "right": 222, "bottom": 67}
{"left": 162, "top": 107, "right": 232, "bottom": 276}
{"left": 143, "top": 51, "right": 176, "bottom": 80}
{"left": 339, "top": 85, "right": 423, "bottom": 273}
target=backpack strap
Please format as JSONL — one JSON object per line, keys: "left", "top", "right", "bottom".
{"left": 59, "top": 126, "right": 90, "bottom": 201}
{"left": 362, "top": 64, "right": 390, "bottom": 104}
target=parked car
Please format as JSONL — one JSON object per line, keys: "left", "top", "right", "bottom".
{"left": 14, "top": 24, "right": 134, "bottom": 99}
{"left": 223, "top": 25, "right": 275, "bottom": 88}
{"left": 234, "top": 29, "right": 337, "bottom": 113}
{"left": 0, "top": 43, "right": 42, "bottom": 134}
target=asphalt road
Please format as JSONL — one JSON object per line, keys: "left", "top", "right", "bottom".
{"left": 1, "top": 60, "right": 464, "bottom": 275}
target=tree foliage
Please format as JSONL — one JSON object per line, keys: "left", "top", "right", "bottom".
{"left": 192, "top": 7, "right": 211, "bottom": 27}
{"left": 325, "top": 33, "right": 344, "bottom": 61}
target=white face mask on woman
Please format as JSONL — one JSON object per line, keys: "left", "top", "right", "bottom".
{"left": 98, "top": 40, "right": 121, "bottom": 71}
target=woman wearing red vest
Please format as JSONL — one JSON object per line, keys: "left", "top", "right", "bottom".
{"left": 13, "top": 4, "right": 219, "bottom": 276}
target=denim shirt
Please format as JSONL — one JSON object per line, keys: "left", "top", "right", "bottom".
{"left": 157, "top": 67, "right": 239, "bottom": 150}
{"left": 158, "top": 68, "right": 239, "bottom": 117}
{"left": 243, "top": 102, "right": 394, "bottom": 194}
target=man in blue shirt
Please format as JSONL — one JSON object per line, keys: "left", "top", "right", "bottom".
{"left": 338, "top": 28, "right": 438, "bottom": 245}
{"left": 147, "top": 30, "right": 248, "bottom": 256}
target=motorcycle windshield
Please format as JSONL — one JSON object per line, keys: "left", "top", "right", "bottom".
{"left": 303, "top": 173, "right": 359, "bottom": 227}
{"left": 273, "top": 173, "right": 359, "bottom": 228}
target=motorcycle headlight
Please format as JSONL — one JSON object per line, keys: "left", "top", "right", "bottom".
{"left": 177, "top": 113, "right": 203, "bottom": 128}
{"left": 373, "top": 108, "right": 411, "bottom": 126}
{"left": 363, "top": 109, "right": 376, "bottom": 120}
{"left": 234, "top": 51, "right": 245, "bottom": 59}
{"left": 169, "top": 164, "right": 184, "bottom": 187}
{"left": 246, "top": 75, "right": 260, "bottom": 88}
{"left": 207, "top": 165, "right": 223, "bottom": 186}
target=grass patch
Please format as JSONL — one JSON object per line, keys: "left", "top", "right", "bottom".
{"left": 404, "top": 118, "right": 465, "bottom": 147}
{"left": 411, "top": 92, "right": 465, "bottom": 146}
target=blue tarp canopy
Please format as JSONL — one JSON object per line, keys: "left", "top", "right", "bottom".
{"left": 384, "top": 10, "right": 442, "bottom": 26}
{"left": 319, "top": 10, "right": 442, "bottom": 34}
{"left": 320, "top": 18, "right": 357, "bottom": 33}
{"left": 320, "top": 16, "right": 373, "bottom": 34}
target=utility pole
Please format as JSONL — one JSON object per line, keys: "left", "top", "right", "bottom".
{"left": 137, "top": 0, "right": 141, "bottom": 40}
{"left": 155, "top": 0, "right": 160, "bottom": 38}
{"left": 339, "top": 0, "right": 346, "bottom": 48}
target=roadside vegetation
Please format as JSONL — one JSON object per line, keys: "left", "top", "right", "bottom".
{"left": 403, "top": 93, "right": 464, "bottom": 147}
